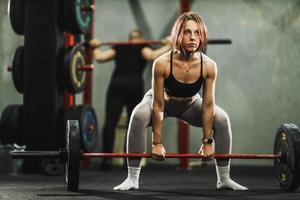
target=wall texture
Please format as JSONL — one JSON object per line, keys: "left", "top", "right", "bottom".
{"left": 0, "top": 0, "right": 299, "bottom": 165}
{"left": 0, "top": 1, "right": 23, "bottom": 108}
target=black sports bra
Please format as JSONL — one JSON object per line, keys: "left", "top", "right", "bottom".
{"left": 164, "top": 51, "right": 204, "bottom": 98}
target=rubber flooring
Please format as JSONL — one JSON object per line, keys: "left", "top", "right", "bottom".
{"left": 0, "top": 164, "right": 299, "bottom": 200}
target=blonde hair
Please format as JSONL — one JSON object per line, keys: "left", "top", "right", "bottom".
{"left": 171, "top": 12, "right": 208, "bottom": 51}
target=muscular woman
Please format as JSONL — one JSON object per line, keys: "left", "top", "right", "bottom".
{"left": 113, "top": 12, "right": 248, "bottom": 191}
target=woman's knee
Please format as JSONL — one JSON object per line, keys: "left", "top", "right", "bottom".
{"left": 214, "top": 108, "right": 231, "bottom": 129}
{"left": 130, "top": 104, "right": 151, "bottom": 127}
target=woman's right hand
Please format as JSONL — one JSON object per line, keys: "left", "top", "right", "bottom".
{"left": 89, "top": 38, "right": 102, "bottom": 48}
{"left": 151, "top": 143, "right": 166, "bottom": 161}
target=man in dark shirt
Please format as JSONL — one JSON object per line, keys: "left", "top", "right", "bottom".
{"left": 90, "top": 29, "right": 172, "bottom": 170}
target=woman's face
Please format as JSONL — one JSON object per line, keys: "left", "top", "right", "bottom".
{"left": 181, "top": 20, "right": 200, "bottom": 53}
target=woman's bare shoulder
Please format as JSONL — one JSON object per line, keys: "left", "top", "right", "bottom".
{"left": 154, "top": 50, "right": 172, "bottom": 66}
{"left": 153, "top": 50, "right": 172, "bottom": 75}
{"left": 201, "top": 52, "right": 217, "bottom": 68}
{"left": 201, "top": 52, "right": 217, "bottom": 77}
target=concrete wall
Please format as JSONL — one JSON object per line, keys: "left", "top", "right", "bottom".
{"left": 0, "top": 1, "right": 23, "bottom": 108}
{"left": 0, "top": 0, "right": 299, "bottom": 165}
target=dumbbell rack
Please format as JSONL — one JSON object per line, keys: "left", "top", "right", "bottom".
{"left": 1, "top": 0, "right": 97, "bottom": 173}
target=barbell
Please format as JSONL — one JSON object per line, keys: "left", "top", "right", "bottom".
{"left": 64, "top": 38, "right": 232, "bottom": 93}
{"left": 88, "top": 39, "right": 232, "bottom": 47}
{"left": 7, "top": 39, "right": 232, "bottom": 94}
{"left": 8, "top": 120, "right": 300, "bottom": 192}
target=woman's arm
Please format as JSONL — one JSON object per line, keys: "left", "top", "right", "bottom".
{"left": 151, "top": 57, "right": 167, "bottom": 160}
{"left": 201, "top": 60, "right": 217, "bottom": 156}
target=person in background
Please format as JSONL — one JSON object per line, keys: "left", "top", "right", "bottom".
{"left": 90, "top": 29, "right": 172, "bottom": 170}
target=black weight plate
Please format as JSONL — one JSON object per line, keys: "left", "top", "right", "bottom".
{"left": 66, "top": 120, "right": 80, "bottom": 191}
{"left": 9, "top": 0, "right": 25, "bottom": 35}
{"left": 12, "top": 105, "right": 24, "bottom": 145}
{"left": 63, "top": 106, "right": 78, "bottom": 147}
{"left": 57, "top": 47, "right": 66, "bottom": 93}
{"left": 64, "top": 0, "right": 92, "bottom": 34}
{"left": 0, "top": 105, "right": 23, "bottom": 145}
{"left": 63, "top": 45, "right": 86, "bottom": 93}
{"left": 12, "top": 46, "right": 24, "bottom": 93}
{"left": 290, "top": 124, "right": 300, "bottom": 159}
{"left": 57, "top": 0, "right": 65, "bottom": 32}
{"left": 274, "top": 123, "right": 300, "bottom": 191}
{"left": 63, "top": 47, "right": 72, "bottom": 92}
{"left": 0, "top": 105, "right": 16, "bottom": 144}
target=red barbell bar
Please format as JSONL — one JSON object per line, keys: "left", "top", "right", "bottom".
{"left": 82, "top": 152, "right": 282, "bottom": 159}
{"left": 9, "top": 151, "right": 282, "bottom": 160}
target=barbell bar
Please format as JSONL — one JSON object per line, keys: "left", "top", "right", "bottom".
{"left": 9, "top": 151, "right": 282, "bottom": 161}
{"left": 101, "top": 39, "right": 232, "bottom": 46}
{"left": 9, "top": 151, "right": 282, "bottom": 160}
{"left": 7, "top": 120, "right": 300, "bottom": 192}
{"left": 86, "top": 39, "right": 232, "bottom": 47}
{"left": 7, "top": 38, "right": 231, "bottom": 73}
{"left": 10, "top": 151, "right": 63, "bottom": 160}
{"left": 76, "top": 39, "right": 232, "bottom": 71}
{"left": 82, "top": 152, "right": 282, "bottom": 159}
{"left": 75, "top": 38, "right": 232, "bottom": 72}
{"left": 43, "top": 37, "right": 233, "bottom": 94}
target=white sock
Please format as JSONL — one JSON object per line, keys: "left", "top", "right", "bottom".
{"left": 216, "top": 165, "right": 248, "bottom": 190}
{"left": 113, "top": 166, "right": 141, "bottom": 191}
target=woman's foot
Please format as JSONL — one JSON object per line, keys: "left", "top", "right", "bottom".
{"left": 113, "top": 178, "right": 138, "bottom": 191}
{"left": 217, "top": 178, "right": 248, "bottom": 190}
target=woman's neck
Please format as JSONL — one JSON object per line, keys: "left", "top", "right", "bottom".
{"left": 176, "top": 48, "right": 198, "bottom": 61}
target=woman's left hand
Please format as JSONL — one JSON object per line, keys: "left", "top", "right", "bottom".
{"left": 151, "top": 143, "right": 166, "bottom": 161}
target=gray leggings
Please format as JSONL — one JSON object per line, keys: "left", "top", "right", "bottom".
{"left": 126, "top": 89, "right": 232, "bottom": 167}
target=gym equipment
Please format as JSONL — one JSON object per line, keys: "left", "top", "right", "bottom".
{"left": 8, "top": 0, "right": 25, "bottom": 35}
{"left": 64, "top": 0, "right": 94, "bottom": 34}
{"left": 6, "top": 121, "right": 300, "bottom": 192}
{"left": 274, "top": 124, "right": 300, "bottom": 191}
{"left": 11, "top": 46, "right": 24, "bottom": 93}
{"left": 64, "top": 105, "right": 98, "bottom": 152}
{"left": 89, "top": 39, "right": 232, "bottom": 47}
{"left": 0, "top": 105, "right": 24, "bottom": 145}
{"left": 64, "top": 44, "right": 87, "bottom": 93}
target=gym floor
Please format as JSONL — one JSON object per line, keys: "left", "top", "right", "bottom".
{"left": 0, "top": 163, "right": 299, "bottom": 200}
